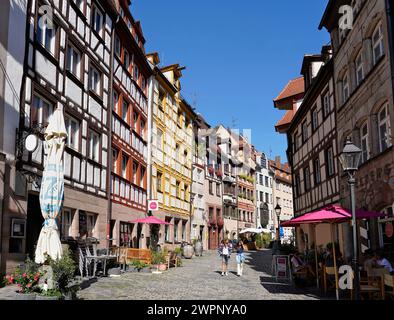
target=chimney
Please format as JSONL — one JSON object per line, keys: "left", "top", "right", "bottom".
{"left": 275, "top": 156, "right": 281, "bottom": 168}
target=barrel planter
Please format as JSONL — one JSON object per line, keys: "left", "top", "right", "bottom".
{"left": 182, "top": 245, "right": 194, "bottom": 259}
{"left": 194, "top": 241, "right": 203, "bottom": 257}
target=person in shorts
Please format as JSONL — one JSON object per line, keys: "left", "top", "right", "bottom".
{"left": 218, "top": 239, "right": 232, "bottom": 276}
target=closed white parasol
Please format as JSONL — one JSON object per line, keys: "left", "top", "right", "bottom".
{"left": 35, "top": 108, "right": 67, "bottom": 264}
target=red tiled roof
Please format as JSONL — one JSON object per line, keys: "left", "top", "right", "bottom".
{"left": 275, "top": 106, "right": 298, "bottom": 133}
{"left": 274, "top": 77, "right": 305, "bottom": 102}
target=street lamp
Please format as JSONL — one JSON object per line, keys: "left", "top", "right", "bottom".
{"left": 275, "top": 204, "right": 282, "bottom": 242}
{"left": 339, "top": 138, "right": 362, "bottom": 301}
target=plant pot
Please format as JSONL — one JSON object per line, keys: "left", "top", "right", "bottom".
{"left": 158, "top": 264, "right": 167, "bottom": 271}
{"left": 194, "top": 241, "right": 203, "bottom": 257}
{"left": 36, "top": 295, "right": 60, "bottom": 300}
{"left": 15, "top": 292, "right": 36, "bottom": 300}
{"left": 182, "top": 245, "right": 194, "bottom": 259}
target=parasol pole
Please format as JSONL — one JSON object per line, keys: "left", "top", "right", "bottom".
{"left": 314, "top": 224, "right": 319, "bottom": 289}
{"left": 331, "top": 223, "right": 339, "bottom": 300}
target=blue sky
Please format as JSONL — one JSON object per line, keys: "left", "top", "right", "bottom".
{"left": 132, "top": 0, "right": 330, "bottom": 161}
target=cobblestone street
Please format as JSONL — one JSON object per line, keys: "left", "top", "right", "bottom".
{"left": 76, "top": 249, "right": 322, "bottom": 300}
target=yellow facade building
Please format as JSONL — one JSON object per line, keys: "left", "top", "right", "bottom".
{"left": 147, "top": 54, "right": 196, "bottom": 249}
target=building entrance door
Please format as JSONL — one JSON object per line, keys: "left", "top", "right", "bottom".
{"left": 26, "top": 193, "right": 44, "bottom": 259}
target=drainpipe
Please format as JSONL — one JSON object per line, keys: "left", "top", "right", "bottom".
{"left": 106, "top": 15, "right": 119, "bottom": 249}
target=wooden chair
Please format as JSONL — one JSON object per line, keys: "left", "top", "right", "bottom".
{"left": 360, "top": 268, "right": 386, "bottom": 300}
{"left": 384, "top": 274, "right": 394, "bottom": 300}
{"left": 323, "top": 266, "right": 337, "bottom": 294}
{"left": 166, "top": 251, "right": 179, "bottom": 269}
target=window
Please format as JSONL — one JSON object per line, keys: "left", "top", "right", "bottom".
{"left": 304, "top": 166, "right": 311, "bottom": 191}
{"left": 124, "top": 50, "right": 130, "bottom": 71}
{"left": 119, "top": 222, "right": 133, "bottom": 247}
{"left": 312, "top": 107, "right": 318, "bottom": 131}
{"left": 132, "top": 162, "right": 138, "bottom": 185}
{"left": 372, "top": 23, "right": 384, "bottom": 65}
{"left": 355, "top": 51, "right": 364, "bottom": 86}
{"left": 122, "top": 100, "right": 128, "bottom": 122}
{"left": 182, "top": 222, "right": 186, "bottom": 241}
{"left": 115, "top": 35, "right": 121, "bottom": 58}
{"left": 265, "top": 176, "right": 269, "bottom": 187}
{"left": 295, "top": 173, "right": 301, "bottom": 197}
{"left": 65, "top": 115, "right": 80, "bottom": 151}
{"left": 265, "top": 193, "right": 269, "bottom": 203}
{"left": 261, "top": 153, "right": 267, "bottom": 168}
{"left": 86, "top": 213, "right": 96, "bottom": 237}
{"left": 176, "top": 181, "right": 181, "bottom": 198}
{"left": 133, "top": 112, "right": 138, "bottom": 131}
{"left": 165, "top": 218, "right": 170, "bottom": 242}
{"left": 89, "top": 65, "right": 101, "bottom": 95}
{"left": 31, "top": 94, "right": 54, "bottom": 126}
{"left": 360, "top": 122, "right": 369, "bottom": 163}
{"left": 174, "top": 220, "right": 179, "bottom": 242}
{"left": 73, "top": 0, "right": 84, "bottom": 12}
{"left": 157, "top": 172, "right": 163, "bottom": 192}
{"left": 378, "top": 104, "right": 391, "bottom": 152}
{"left": 326, "top": 146, "right": 335, "bottom": 177}
{"left": 322, "top": 90, "right": 330, "bottom": 118}
{"left": 156, "top": 129, "right": 163, "bottom": 150}
{"left": 140, "top": 119, "right": 145, "bottom": 137}
{"left": 158, "top": 90, "right": 165, "bottom": 111}
{"left": 314, "top": 158, "right": 321, "bottom": 185}
{"left": 89, "top": 130, "right": 100, "bottom": 162}
{"left": 66, "top": 44, "right": 81, "bottom": 79}
{"left": 302, "top": 121, "right": 308, "bottom": 143}
{"left": 293, "top": 131, "right": 299, "bottom": 151}
{"left": 37, "top": 18, "right": 56, "bottom": 55}
{"left": 141, "top": 77, "right": 146, "bottom": 92}
{"left": 259, "top": 174, "right": 263, "bottom": 186}
{"left": 216, "top": 183, "right": 220, "bottom": 196}
{"left": 92, "top": 6, "right": 104, "bottom": 35}
{"left": 121, "top": 154, "right": 128, "bottom": 179}
{"left": 60, "top": 209, "right": 73, "bottom": 239}
{"left": 342, "top": 74, "right": 349, "bottom": 103}
{"left": 209, "top": 181, "right": 213, "bottom": 195}
{"left": 113, "top": 91, "right": 119, "bottom": 112}
{"left": 140, "top": 167, "right": 145, "bottom": 187}
{"left": 112, "top": 148, "right": 119, "bottom": 174}
{"left": 134, "top": 65, "right": 139, "bottom": 82}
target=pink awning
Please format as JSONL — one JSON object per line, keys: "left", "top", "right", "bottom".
{"left": 281, "top": 205, "right": 385, "bottom": 227}
{"left": 130, "top": 216, "right": 171, "bottom": 225}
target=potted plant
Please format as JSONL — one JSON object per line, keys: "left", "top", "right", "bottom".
{"left": 152, "top": 251, "right": 167, "bottom": 271}
{"left": 38, "top": 249, "right": 77, "bottom": 300}
{"left": 5, "top": 261, "right": 42, "bottom": 300}
{"left": 129, "top": 261, "right": 140, "bottom": 273}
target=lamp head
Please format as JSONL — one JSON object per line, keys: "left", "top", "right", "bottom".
{"left": 339, "top": 139, "right": 362, "bottom": 174}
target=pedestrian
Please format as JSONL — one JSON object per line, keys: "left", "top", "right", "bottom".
{"left": 236, "top": 240, "right": 246, "bottom": 277}
{"left": 218, "top": 239, "right": 232, "bottom": 276}
{"left": 373, "top": 250, "right": 394, "bottom": 275}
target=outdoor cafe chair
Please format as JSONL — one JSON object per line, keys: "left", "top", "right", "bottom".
{"left": 323, "top": 266, "right": 337, "bottom": 294}
{"left": 359, "top": 268, "right": 386, "bottom": 300}
{"left": 384, "top": 274, "right": 394, "bottom": 300}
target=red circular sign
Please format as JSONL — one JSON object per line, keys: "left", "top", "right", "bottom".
{"left": 385, "top": 223, "right": 393, "bottom": 238}
{"left": 149, "top": 202, "right": 158, "bottom": 210}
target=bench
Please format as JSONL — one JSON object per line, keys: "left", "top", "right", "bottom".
{"left": 126, "top": 248, "right": 152, "bottom": 265}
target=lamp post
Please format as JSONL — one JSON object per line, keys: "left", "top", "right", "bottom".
{"left": 339, "top": 139, "right": 362, "bottom": 301}
{"left": 275, "top": 204, "right": 282, "bottom": 245}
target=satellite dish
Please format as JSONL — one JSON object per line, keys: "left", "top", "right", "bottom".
{"left": 25, "top": 134, "right": 39, "bottom": 153}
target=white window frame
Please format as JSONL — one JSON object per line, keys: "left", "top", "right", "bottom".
{"left": 37, "top": 19, "right": 56, "bottom": 55}
{"left": 312, "top": 107, "right": 318, "bottom": 131}
{"left": 92, "top": 6, "right": 104, "bottom": 35}
{"left": 122, "top": 100, "right": 128, "bottom": 122}
{"left": 132, "top": 162, "right": 138, "bottom": 185}
{"left": 89, "top": 65, "right": 101, "bottom": 95}
{"left": 372, "top": 22, "right": 384, "bottom": 65}
{"left": 112, "top": 148, "right": 119, "bottom": 175}
{"left": 60, "top": 208, "right": 73, "bottom": 239}
{"left": 355, "top": 51, "right": 364, "bottom": 86}
{"left": 360, "top": 122, "right": 369, "bottom": 163}
{"left": 89, "top": 130, "right": 100, "bottom": 162}
{"left": 65, "top": 115, "right": 80, "bottom": 151}
{"left": 114, "top": 35, "right": 121, "bottom": 58}
{"left": 31, "top": 94, "right": 54, "bottom": 126}
{"left": 121, "top": 154, "right": 128, "bottom": 179}
{"left": 342, "top": 74, "right": 350, "bottom": 103}
{"left": 67, "top": 43, "right": 81, "bottom": 79}
{"left": 86, "top": 213, "right": 96, "bottom": 238}
{"left": 378, "top": 104, "right": 391, "bottom": 152}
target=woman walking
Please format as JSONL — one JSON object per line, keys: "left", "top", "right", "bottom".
{"left": 218, "top": 239, "right": 232, "bottom": 276}
{"left": 236, "top": 241, "right": 245, "bottom": 277}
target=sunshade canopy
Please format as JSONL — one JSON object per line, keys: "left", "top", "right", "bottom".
{"left": 130, "top": 216, "right": 171, "bottom": 225}
{"left": 281, "top": 205, "right": 385, "bottom": 227}
{"left": 239, "top": 227, "right": 271, "bottom": 234}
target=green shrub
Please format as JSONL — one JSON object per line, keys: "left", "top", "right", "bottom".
{"left": 131, "top": 260, "right": 149, "bottom": 270}
{"left": 151, "top": 251, "right": 166, "bottom": 265}
{"left": 49, "top": 249, "right": 76, "bottom": 293}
